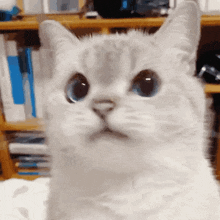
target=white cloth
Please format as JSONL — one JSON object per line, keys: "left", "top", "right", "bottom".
{"left": 0, "top": 177, "right": 49, "bottom": 220}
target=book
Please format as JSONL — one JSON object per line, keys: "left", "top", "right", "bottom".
{"left": 14, "top": 155, "right": 49, "bottom": 163}
{"left": 7, "top": 130, "right": 44, "bottom": 140}
{"left": 0, "top": 35, "right": 26, "bottom": 122}
{"left": 7, "top": 55, "right": 25, "bottom": 106}
{"left": 7, "top": 130, "right": 45, "bottom": 139}
{"left": 10, "top": 136, "right": 45, "bottom": 143}
{"left": 31, "top": 48, "right": 44, "bottom": 118}
{"left": 18, "top": 171, "right": 49, "bottom": 176}
{"left": 11, "top": 152, "right": 50, "bottom": 168}
{"left": 7, "top": 131, "right": 49, "bottom": 176}
{"left": 19, "top": 47, "right": 37, "bottom": 119}
{"left": 16, "top": 165, "right": 50, "bottom": 176}
{"left": 22, "top": 0, "right": 80, "bottom": 14}
{"left": 9, "top": 143, "right": 48, "bottom": 155}
{"left": 49, "top": 0, "right": 78, "bottom": 13}
{"left": 42, "top": 0, "right": 49, "bottom": 13}
{"left": 8, "top": 131, "right": 47, "bottom": 155}
{"left": 169, "top": 0, "right": 176, "bottom": 8}
{"left": 25, "top": 47, "right": 37, "bottom": 118}
{"left": 22, "top": 0, "right": 44, "bottom": 14}
{"left": 15, "top": 154, "right": 48, "bottom": 160}
{"left": 15, "top": 161, "right": 50, "bottom": 168}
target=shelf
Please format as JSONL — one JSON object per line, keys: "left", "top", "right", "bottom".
{"left": 0, "top": 17, "right": 164, "bottom": 30}
{"left": 0, "top": 174, "right": 41, "bottom": 181}
{"left": 0, "top": 15, "right": 220, "bottom": 31}
{"left": 0, "top": 118, "right": 45, "bottom": 131}
{"left": 205, "top": 84, "right": 220, "bottom": 94}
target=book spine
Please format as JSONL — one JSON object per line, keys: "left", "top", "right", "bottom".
{"left": 0, "top": 35, "right": 26, "bottom": 122}
{"left": 23, "top": 0, "right": 43, "bottom": 14}
{"left": 16, "top": 155, "right": 49, "bottom": 162}
{"left": 15, "top": 161, "right": 50, "bottom": 168}
{"left": 19, "top": 47, "right": 37, "bottom": 119}
{"left": 41, "top": 0, "right": 49, "bottom": 13}
{"left": 9, "top": 143, "right": 48, "bottom": 155}
{"left": 18, "top": 171, "right": 49, "bottom": 176}
{"left": 31, "top": 49, "right": 43, "bottom": 118}
{"left": 169, "top": 0, "right": 176, "bottom": 8}
{"left": 25, "top": 48, "right": 37, "bottom": 118}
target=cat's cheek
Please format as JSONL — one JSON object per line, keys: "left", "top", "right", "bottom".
{"left": 45, "top": 91, "right": 64, "bottom": 109}
{"left": 60, "top": 111, "right": 101, "bottom": 137}
{"left": 45, "top": 91, "right": 102, "bottom": 137}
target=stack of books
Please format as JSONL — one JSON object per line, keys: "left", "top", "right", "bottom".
{"left": 7, "top": 131, "right": 50, "bottom": 176}
{"left": 0, "top": 34, "right": 43, "bottom": 122}
{"left": 0, "top": 33, "right": 49, "bottom": 177}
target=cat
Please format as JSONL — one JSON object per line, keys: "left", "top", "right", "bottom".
{"left": 39, "top": 0, "right": 220, "bottom": 219}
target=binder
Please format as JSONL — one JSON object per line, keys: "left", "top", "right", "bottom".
{"left": 19, "top": 47, "right": 37, "bottom": 118}
{"left": 0, "top": 35, "right": 26, "bottom": 122}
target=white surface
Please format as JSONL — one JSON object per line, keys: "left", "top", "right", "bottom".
{"left": 0, "top": 0, "right": 16, "bottom": 11}
{"left": 0, "top": 177, "right": 49, "bottom": 220}
{"left": 23, "top": 0, "right": 43, "bottom": 14}
{"left": 175, "top": 0, "right": 220, "bottom": 13}
{"left": 9, "top": 143, "right": 48, "bottom": 155}
{"left": 206, "top": 0, "right": 220, "bottom": 11}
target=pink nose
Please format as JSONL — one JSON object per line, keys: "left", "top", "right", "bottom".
{"left": 92, "top": 99, "right": 116, "bottom": 119}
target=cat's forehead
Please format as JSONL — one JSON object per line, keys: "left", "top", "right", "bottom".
{"left": 77, "top": 33, "right": 158, "bottom": 85}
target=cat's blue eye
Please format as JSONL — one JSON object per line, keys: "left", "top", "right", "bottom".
{"left": 66, "top": 73, "right": 89, "bottom": 103}
{"left": 132, "top": 70, "right": 160, "bottom": 97}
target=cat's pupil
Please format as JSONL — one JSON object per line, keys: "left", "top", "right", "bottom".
{"left": 66, "top": 73, "right": 89, "bottom": 103}
{"left": 132, "top": 70, "right": 159, "bottom": 97}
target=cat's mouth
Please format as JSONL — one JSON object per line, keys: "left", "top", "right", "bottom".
{"left": 90, "top": 127, "right": 129, "bottom": 141}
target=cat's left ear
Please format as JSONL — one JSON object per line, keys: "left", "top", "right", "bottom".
{"left": 39, "top": 20, "right": 79, "bottom": 50}
{"left": 154, "top": 0, "right": 201, "bottom": 60}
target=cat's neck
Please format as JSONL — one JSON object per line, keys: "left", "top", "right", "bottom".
{"left": 50, "top": 155, "right": 218, "bottom": 219}
{"left": 53, "top": 153, "right": 203, "bottom": 199}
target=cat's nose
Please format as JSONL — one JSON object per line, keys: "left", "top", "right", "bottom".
{"left": 92, "top": 99, "right": 116, "bottom": 119}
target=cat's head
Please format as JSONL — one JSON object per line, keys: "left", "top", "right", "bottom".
{"left": 39, "top": 1, "right": 203, "bottom": 173}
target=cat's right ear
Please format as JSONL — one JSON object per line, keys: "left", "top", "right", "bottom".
{"left": 39, "top": 20, "right": 79, "bottom": 81}
{"left": 39, "top": 20, "right": 79, "bottom": 51}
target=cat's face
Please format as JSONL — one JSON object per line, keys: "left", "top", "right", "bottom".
{"left": 40, "top": 1, "right": 204, "bottom": 173}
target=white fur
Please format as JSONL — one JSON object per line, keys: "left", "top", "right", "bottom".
{"left": 39, "top": 0, "right": 220, "bottom": 219}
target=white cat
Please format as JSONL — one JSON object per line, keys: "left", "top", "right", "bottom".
{"left": 39, "top": 0, "right": 220, "bottom": 219}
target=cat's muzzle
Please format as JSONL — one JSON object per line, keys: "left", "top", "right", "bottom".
{"left": 90, "top": 126, "right": 129, "bottom": 141}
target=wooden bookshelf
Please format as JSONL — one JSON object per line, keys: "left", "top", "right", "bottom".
{"left": 0, "top": 12, "right": 220, "bottom": 181}
{"left": 0, "top": 15, "right": 219, "bottom": 31}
